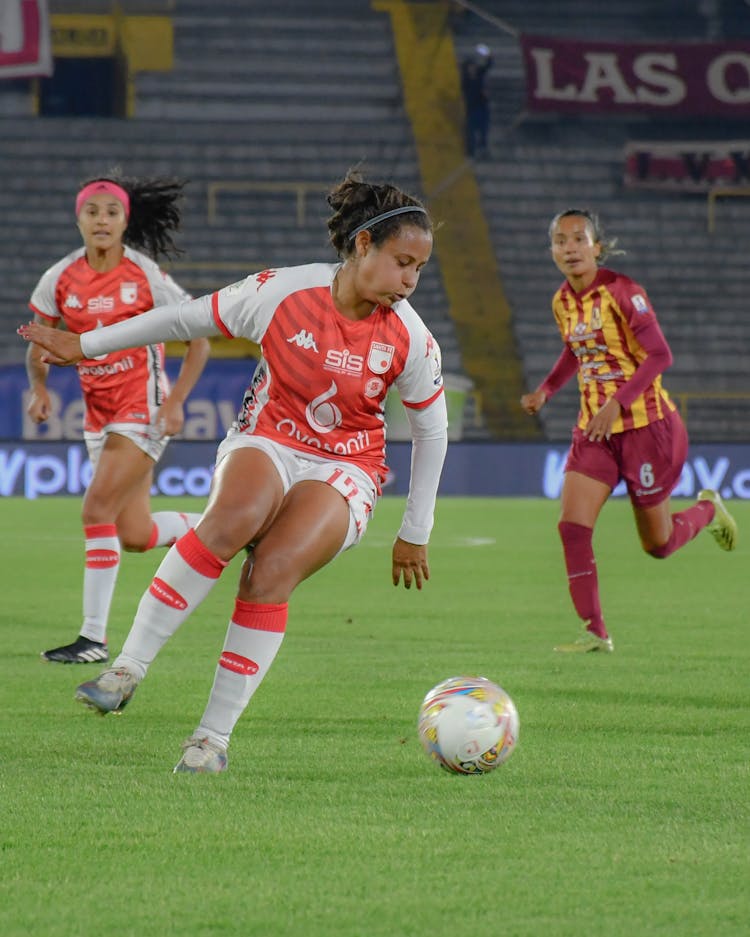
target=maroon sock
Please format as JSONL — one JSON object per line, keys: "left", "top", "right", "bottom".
{"left": 648, "top": 501, "right": 714, "bottom": 558}
{"left": 558, "top": 521, "right": 607, "bottom": 638}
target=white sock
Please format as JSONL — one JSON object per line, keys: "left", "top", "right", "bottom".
{"left": 194, "top": 600, "right": 288, "bottom": 750}
{"left": 80, "top": 523, "right": 120, "bottom": 643}
{"left": 148, "top": 511, "right": 203, "bottom": 548}
{"left": 113, "top": 529, "right": 227, "bottom": 680}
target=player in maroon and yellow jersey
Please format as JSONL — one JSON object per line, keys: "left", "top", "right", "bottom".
{"left": 25, "top": 172, "right": 210, "bottom": 664}
{"left": 521, "top": 209, "right": 737, "bottom": 653}
{"left": 20, "top": 171, "right": 448, "bottom": 774}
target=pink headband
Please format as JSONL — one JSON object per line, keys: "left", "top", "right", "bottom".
{"left": 75, "top": 181, "right": 130, "bottom": 219}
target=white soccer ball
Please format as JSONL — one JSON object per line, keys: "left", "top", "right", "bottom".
{"left": 417, "top": 675, "right": 519, "bottom": 775}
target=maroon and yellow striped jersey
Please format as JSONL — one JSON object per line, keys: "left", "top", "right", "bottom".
{"left": 551, "top": 267, "right": 676, "bottom": 434}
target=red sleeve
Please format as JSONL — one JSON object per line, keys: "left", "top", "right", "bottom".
{"left": 539, "top": 344, "right": 578, "bottom": 398}
{"left": 613, "top": 314, "right": 673, "bottom": 409}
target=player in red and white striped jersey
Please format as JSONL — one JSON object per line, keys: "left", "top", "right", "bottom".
{"left": 21, "top": 171, "right": 448, "bottom": 774}
{"left": 522, "top": 209, "right": 737, "bottom": 653}
{"left": 25, "top": 173, "right": 210, "bottom": 664}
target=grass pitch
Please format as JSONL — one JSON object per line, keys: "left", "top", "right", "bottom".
{"left": 1, "top": 495, "right": 747, "bottom": 937}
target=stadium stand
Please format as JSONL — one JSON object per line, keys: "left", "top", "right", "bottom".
{"left": 450, "top": 0, "right": 750, "bottom": 441}
{"left": 1, "top": 0, "right": 485, "bottom": 428}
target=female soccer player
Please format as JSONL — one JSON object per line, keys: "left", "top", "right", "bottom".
{"left": 20, "top": 171, "right": 447, "bottom": 774}
{"left": 521, "top": 209, "right": 737, "bottom": 653}
{"left": 25, "top": 172, "right": 210, "bottom": 664}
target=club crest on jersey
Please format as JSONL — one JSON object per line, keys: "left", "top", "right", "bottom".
{"left": 368, "top": 342, "right": 394, "bottom": 374}
{"left": 120, "top": 282, "right": 138, "bottom": 304}
{"left": 590, "top": 304, "right": 602, "bottom": 330}
{"left": 632, "top": 293, "right": 649, "bottom": 314}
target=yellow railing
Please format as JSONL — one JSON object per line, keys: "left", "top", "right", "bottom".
{"left": 673, "top": 390, "right": 750, "bottom": 423}
{"left": 207, "top": 181, "right": 330, "bottom": 226}
{"left": 162, "top": 261, "right": 266, "bottom": 359}
{"left": 165, "top": 259, "right": 266, "bottom": 293}
{"left": 706, "top": 186, "right": 750, "bottom": 233}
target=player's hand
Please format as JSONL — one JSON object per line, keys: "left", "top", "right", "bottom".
{"left": 584, "top": 397, "right": 621, "bottom": 442}
{"left": 520, "top": 389, "right": 546, "bottom": 415}
{"left": 17, "top": 322, "right": 83, "bottom": 366}
{"left": 154, "top": 397, "right": 185, "bottom": 438}
{"left": 392, "top": 537, "right": 430, "bottom": 590}
{"left": 26, "top": 387, "right": 51, "bottom": 423}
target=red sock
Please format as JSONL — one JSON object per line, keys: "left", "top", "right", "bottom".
{"left": 558, "top": 521, "right": 607, "bottom": 638}
{"left": 648, "top": 501, "right": 714, "bottom": 558}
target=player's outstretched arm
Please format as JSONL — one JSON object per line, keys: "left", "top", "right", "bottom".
{"left": 18, "top": 322, "right": 83, "bottom": 366}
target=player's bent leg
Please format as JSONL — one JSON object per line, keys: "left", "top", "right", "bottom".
{"left": 174, "top": 483, "right": 352, "bottom": 774}
{"left": 637, "top": 497, "right": 717, "bottom": 558}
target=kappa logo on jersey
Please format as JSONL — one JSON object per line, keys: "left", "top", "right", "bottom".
{"left": 120, "top": 282, "right": 138, "bottom": 304}
{"left": 287, "top": 329, "right": 319, "bottom": 352}
{"left": 87, "top": 295, "right": 114, "bottom": 313}
{"left": 367, "top": 342, "right": 394, "bottom": 374}
{"left": 254, "top": 269, "right": 277, "bottom": 291}
{"left": 64, "top": 294, "right": 82, "bottom": 309}
{"left": 632, "top": 293, "right": 649, "bottom": 314}
{"left": 325, "top": 348, "right": 363, "bottom": 375}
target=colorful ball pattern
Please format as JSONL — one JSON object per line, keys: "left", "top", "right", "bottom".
{"left": 417, "top": 676, "right": 519, "bottom": 774}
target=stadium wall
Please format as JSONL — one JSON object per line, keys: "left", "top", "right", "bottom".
{"left": 2, "top": 439, "right": 749, "bottom": 501}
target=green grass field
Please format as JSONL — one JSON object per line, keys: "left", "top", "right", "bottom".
{"left": 1, "top": 496, "right": 747, "bottom": 937}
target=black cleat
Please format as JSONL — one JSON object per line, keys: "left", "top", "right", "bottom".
{"left": 41, "top": 636, "right": 109, "bottom": 664}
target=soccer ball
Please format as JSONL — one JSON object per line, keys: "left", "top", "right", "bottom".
{"left": 417, "top": 675, "right": 519, "bottom": 775}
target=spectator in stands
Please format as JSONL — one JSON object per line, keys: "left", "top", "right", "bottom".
{"left": 25, "top": 172, "right": 210, "bottom": 664}
{"left": 460, "top": 43, "right": 493, "bottom": 159}
{"left": 521, "top": 209, "right": 737, "bottom": 653}
{"left": 19, "top": 171, "right": 447, "bottom": 774}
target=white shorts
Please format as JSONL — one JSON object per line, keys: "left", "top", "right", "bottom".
{"left": 215, "top": 432, "right": 378, "bottom": 552}
{"left": 84, "top": 422, "right": 169, "bottom": 472}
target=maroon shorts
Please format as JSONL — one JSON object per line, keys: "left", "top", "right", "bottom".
{"left": 565, "top": 408, "right": 688, "bottom": 508}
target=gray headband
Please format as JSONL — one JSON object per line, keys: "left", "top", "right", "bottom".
{"left": 348, "top": 205, "right": 428, "bottom": 241}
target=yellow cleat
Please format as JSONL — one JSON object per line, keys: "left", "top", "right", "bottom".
{"left": 554, "top": 629, "right": 614, "bottom": 653}
{"left": 698, "top": 489, "right": 738, "bottom": 551}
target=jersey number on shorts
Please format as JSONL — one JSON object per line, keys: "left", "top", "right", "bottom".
{"left": 325, "top": 468, "right": 360, "bottom": 502}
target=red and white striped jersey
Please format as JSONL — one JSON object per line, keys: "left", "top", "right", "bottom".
{"left": 29, "top": 246, "right": 190, "bottom": 432}
{"left": 211, "top": 264, "right": 444, "bottom": 485}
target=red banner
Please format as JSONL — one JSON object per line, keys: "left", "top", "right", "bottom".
{"left": 624, "top": 140, "right": 750, "bottom": 191}
{"left": 521, "top": 35, "right": 750, "bottom": 117}
{"left": 0, "top": 0, "right": 52, "bottom": 78}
